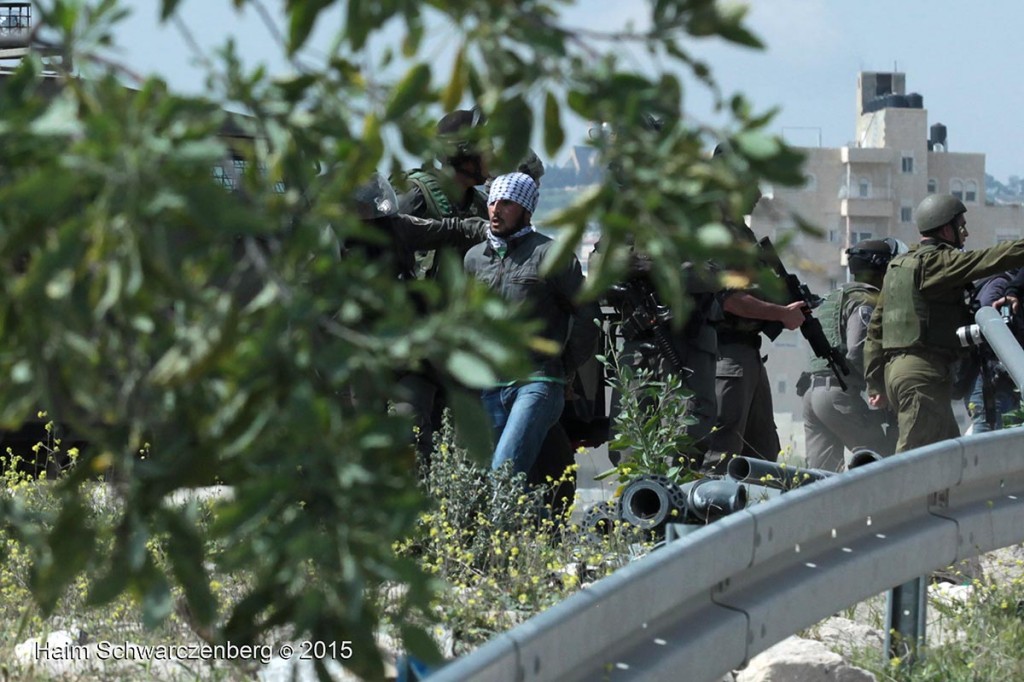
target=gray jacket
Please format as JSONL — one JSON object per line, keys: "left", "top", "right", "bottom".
{"left": 464, "top": 230, "right": 599, "bottom": 380}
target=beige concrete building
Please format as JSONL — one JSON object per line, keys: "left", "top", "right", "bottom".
{"left": 751, "top": 71, "right": 1024, "bottom": 456}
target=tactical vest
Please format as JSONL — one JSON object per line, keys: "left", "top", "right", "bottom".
{"left": 406, "top": 169, "right": 457, "bottom": 219}
{"left": 404, "top": 169, "right": 488, "bottom": 278}
{"left": 881, "top": 244, "right": 973, "bottom": 352}
{"left": 808, "top": 282, "right": 876, "bottom": 375}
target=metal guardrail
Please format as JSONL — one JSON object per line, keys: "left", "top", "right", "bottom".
{"left": 431, "top": 307, "right": 1024, "bottom": 682}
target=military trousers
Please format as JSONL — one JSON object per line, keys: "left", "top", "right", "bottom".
{"left": 708, "top": 340, "right": 780, "bottom": 463}
{"left": 802, "top": 379, "right": 896, "bottom": 472}
{"left": 884, "top": 351, "right": 960, "bottom": 453}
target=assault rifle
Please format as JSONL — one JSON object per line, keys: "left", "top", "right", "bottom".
{"left": 606, "top": 278, "right": 686, "bottom": 375}
{"left": 757, "top": 236, "right": 851, "bottom": 391}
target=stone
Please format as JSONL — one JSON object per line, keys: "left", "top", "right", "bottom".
{"left": 736, "top": 636, "right": 876, "bottom": 682}
{"left": 811, "top": 617, "right": 884, "bottom": 659}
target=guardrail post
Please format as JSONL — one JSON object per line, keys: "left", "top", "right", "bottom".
{"left": 884, "top": 576, "right": 927, "bottom": 667}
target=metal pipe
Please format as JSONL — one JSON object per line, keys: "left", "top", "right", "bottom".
{"left": 726, "top": 456, "right": 835, "bottom": 491}
{"left": 977, "top": 305, "right": 1024, "bottom": 392}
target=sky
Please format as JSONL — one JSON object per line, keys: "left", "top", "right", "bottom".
{"left": 106, "top": 0, "right": 1024, "bottom": 182}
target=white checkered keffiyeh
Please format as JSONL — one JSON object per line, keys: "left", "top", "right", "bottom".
{"left": 487, "top": 172, "right": 539, "bottom": 214}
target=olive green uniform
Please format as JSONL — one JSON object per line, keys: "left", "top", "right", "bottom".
{"left": 865, "top": 239, "right": 1024, "bottom": 453}
{"left": 803, "top": 282, "right": 895, "bottom": 471}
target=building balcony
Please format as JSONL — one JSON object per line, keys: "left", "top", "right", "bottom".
{"left": 841, "top": 146, "right": 892, "bottom": 164}
{"left": 841, "top": 197, "right": 893, "bottom": 218}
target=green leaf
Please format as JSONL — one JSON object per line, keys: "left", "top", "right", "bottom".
{"left": 445, "top": 350, "right": 497, "bottom": 388}
{"left": 401, "top": 624, "right": 443, "bottom": 664}
{"left": 159, "top": 0, "right": 183, "bottom": 21}
{"left": 734, "top": 131, "right": 780, "bottom": 161}
{"left": 142, "top": 573, "right": 175, "bottom": 629}
{"left": 543, "top": 92, "right": 564, "bottom": 158}
{"left": 384, "top": 64, "right": 432, "bottom": 121}
{"left": 448, "top": 386, "right": 493, "bottom": 467}
{"left": 162, "top": 508, "right": 216, "bottom": 627}
{"left": 32, "top": 499, "right": 96, "bottom": 613}
{"left": 287, "top": 0, "right": 332, "bottom": 54}
{"left": 441, "top": 45, "right": 466, "bottom": 112}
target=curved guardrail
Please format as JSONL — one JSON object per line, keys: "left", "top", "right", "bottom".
{"left": 429, "top": 306, "right": 1024, "bottom": 682}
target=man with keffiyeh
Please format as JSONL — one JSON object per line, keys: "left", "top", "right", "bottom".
{"left": 464, "top": 172, "right": 600, "bottom": 474}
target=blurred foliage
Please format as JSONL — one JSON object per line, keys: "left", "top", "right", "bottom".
{"left": 596, "top": 357, "right": 700, "bottom": 487}
{"left": 0, "top": 0, "right": 806, "bottom": 677}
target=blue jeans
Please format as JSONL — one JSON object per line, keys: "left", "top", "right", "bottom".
{"left": 966, "top": 372, "right": 1019, "bottom": 433}
{"left": 482, "top": 382, "right": 565, "bottom": 474}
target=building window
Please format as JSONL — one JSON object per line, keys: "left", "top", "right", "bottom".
{"left": 965, "top": 180, "right": 978, "bottom": 203}
{"left": 828, "top": 278, "right": 839, "bottom": 290}
{"left": 951, "top": 178, "right": 964, "bottom": 200}
{"left": 828, "top": 229, "right": 839, "bottom": 243}
{"left": 851, "top": 230, "right": 873, "bottom": 244}
{"left": 777, "top": 379, "right": 787, "bottom": 395}
{"left": 901, "top": 154, "right": 914, "bottom": 173}
{"left": 858, "top": 178, "right": 871, "bottom": 198}
{"left": 211, "top": 165, "right": 235, "bottom": 190}
{"left": 927, "top": 178, "right": 937, "bottom": 193}
{"left": 900, "top": 204, "right": 913, "bottom": 223}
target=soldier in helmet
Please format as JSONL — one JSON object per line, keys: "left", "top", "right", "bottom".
{"left": 398, "top": 107, "right": 492, "bottom": 273}
{"left": 801, "top": 238, "right": 905, "bottom": 471}
{"left": 392, "top": 109, "right": 492, "bottom": 457}
{"left": 865, "top": 193, "right": 1024, "bottom": 453}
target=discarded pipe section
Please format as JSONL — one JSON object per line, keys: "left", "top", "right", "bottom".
{"left": 582, "top": 500, "right": 619, "bottom": 543}
{"left": 847, "top": 448, "right": 884, "bottom": 470}
{"left": 680, "top": 478, "right": 747, "bottom": 523}
{"left": 618, "top": 475, "right": 686, "bottom": 533}
{"left": 726, "top": 456, "right": 835, "bottom": 491}
{"left": 583, "top": 474, "right": 749, "bottom": 541}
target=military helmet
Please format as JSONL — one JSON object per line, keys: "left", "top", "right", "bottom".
{"left": 352, "top": 172, "right": 399, "bottom": 220}
{"left": 847, "top": 237, "right": 908, "bottom": 273}
{"left": 437, "top": 106, "right": 486, "bottom": 164}
{"left": 915, "top": 193, "right": 966, "bottom": 234}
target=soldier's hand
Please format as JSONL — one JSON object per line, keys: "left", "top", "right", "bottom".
{"left": 869, "top": 393, "right": 888, "bottom": 410}
{"left": 779, "top": 301, "right": 806, "bottom": 331}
